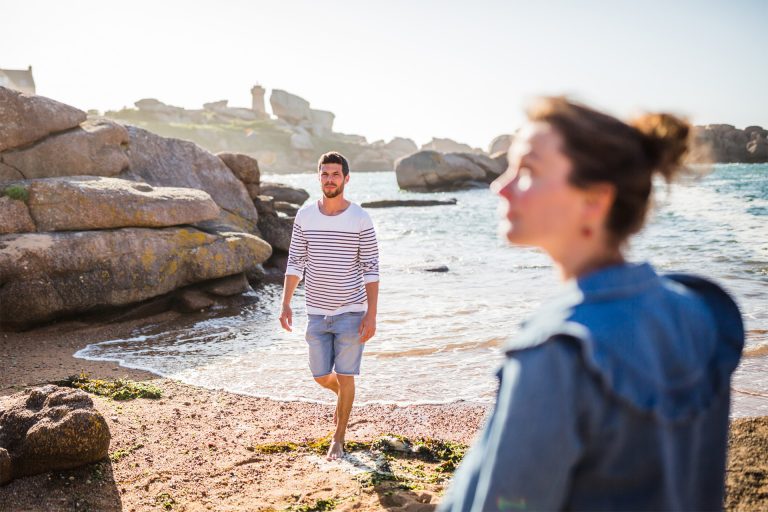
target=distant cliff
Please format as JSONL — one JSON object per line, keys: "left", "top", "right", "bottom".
{"left": 689, "top": 124, "right": 768, "bottom": 163}
{"left": 104, "top": 91, "right": 419, "bottom": 174}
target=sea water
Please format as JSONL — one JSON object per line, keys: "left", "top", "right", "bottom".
{"left": 76, "top": 165, "right": 768, "bottom": 416}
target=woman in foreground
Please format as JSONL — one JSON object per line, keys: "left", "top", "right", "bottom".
{"left": 440, "top": 97, "right": 744, "bottom": 511}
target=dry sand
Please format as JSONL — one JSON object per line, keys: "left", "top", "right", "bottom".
{"left": 0, "top": 314, "right": 765, "bottom": 511}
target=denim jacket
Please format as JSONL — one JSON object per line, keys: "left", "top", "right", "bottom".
{"left": 440, "top": 262, "right": 744, "bottom": 511}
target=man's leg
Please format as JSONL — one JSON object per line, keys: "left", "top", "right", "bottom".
{"left": 328, "top": 374, "right": 354, "bottom": 460}
{"left": 307, "top": 315, "right": 337, "bottom": 421}
{"left": 314, "top": 373, "right": 341, "bottom": 425}
{"left": 327, "top": 312, "right": 366, "bottom": 460}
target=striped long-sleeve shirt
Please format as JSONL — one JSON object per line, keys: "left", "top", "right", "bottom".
{"left": 285, "top": 201, "right": 379, "bottom": 316}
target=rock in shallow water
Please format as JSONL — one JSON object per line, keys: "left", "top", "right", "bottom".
{"left": 361, "top": 199, "right": 457, "bottom": 208}
{"left": 395, "top": 150, "right": 503, "bottom": 191}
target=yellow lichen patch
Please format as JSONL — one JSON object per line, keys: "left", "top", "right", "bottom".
{"left": 140, "top": 247, "right": 156, "bottom": 268}
{"left": 165, "top": 259, "right": 179, "bottom": 275}
{"left": 174, "top": 228, "right": 210, "bottom": 247}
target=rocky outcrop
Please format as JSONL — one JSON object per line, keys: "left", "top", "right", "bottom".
{"left": 203, "top": 100, "right": 262, "bottom": 121}
{"left": 217, "top": 152, "right": 261, "bottom": 200}
{"left": 0, "top": 385, "right": 110, "bottom": 485}
{"left": 309, "top": 109, "right": 335, "bottom": 137}
{"left": 201, "top": 273, "right": 252, "bottom": 297}
{"left": 259, "top": 182, "right": 310, "bottom": 206}
{"left": 385, "top": 137, "right": 419, "bottom": 155}
{"left": 105, "top": 87, "right": 417, "bottom": 173}
{"left": 217, "top": 152, "right": 260, "bottom": 187}
{"left": 421, "top": 137, "right": 483, "bottom": 155}
{"left": 13, "top": 176, "right": 219, "bottom": 232}
{"left": 691, "top": 124, "right": 768, "bottom": 163}
{"left": 1, "top": 119, "right": 130, "bottom": 179}
{"left": 270, "top": 89, "right": 311, "bottom": 124}
{"left": 255, "top": 196, "right": 294, "bottom": 252}
{"left": 121, "top": 126, "right": 258, "bottom": 224}
{"left": 349, "top": 138, "right": 420, "bottom": 172}
{"left": 395, "top": 151, "right": 504, "bottom": 191}
{"left": 488, "top": 134, "right": 513, "bottom": 155}
{"left": 290, "top": 128, "right": 315, "bottom": 151}
{"left": 0, "top": 86, "right": 86, "bottom": 152}
{"left": 0, "top": 227, "right": 271, "bottom": 327}
{"left": 0, "top": 89, "right": 289, "bottom": 329}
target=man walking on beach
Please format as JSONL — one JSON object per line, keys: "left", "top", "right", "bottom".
{"left": 279, "top": 151, "right": 380, "bottom": 461}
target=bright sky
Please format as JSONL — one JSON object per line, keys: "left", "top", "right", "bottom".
{"left": 4, "top": 0, "right": 767, "bottom": 149}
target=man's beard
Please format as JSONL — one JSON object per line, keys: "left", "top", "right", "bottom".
{"left": 323, "top": 183, "right": 344, "bottom": 198}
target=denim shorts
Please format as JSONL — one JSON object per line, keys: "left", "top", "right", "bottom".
{"left": 305, "top": 311, "right": 365, "bottom": 378}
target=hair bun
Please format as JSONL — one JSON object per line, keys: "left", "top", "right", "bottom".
{"left": 630, "top": 113, "right": 691, "bottom": 181}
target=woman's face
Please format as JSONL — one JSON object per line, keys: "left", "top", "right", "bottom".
{"left": 492, "top": 122, "right": 588, "bottom": 255}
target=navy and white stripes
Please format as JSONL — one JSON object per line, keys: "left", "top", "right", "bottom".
{"left": 285, "top": 202, "right": 379, "bottom": 315}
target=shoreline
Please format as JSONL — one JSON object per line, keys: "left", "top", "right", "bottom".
{"left": 0, "top": 313, "right": 490, "bottom": 511}
{"left": 1, "top": 314, "right": 766, "bottom": 511}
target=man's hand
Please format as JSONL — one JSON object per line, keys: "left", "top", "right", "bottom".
{"left": 279, "top": 304, "right": 293, "bottom": 332}
{"left": 359, "top": 311, "right": 376, "bottom": 343}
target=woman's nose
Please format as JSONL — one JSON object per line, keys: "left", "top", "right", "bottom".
{"left": 491, "top": 174, "right": 514, "bottom": 198}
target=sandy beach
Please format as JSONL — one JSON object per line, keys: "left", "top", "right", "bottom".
{"left": 1, "top": 314, "right": 766, "bottom": 511}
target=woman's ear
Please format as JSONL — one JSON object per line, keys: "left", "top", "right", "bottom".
{"left": 582, "top": 183, "right": 615, "bottom": 224}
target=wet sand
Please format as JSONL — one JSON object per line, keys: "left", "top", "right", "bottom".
{"left": 0, "top": 314, "right": 766, "bottom": 511}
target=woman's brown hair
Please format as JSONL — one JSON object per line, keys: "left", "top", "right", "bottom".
{"left": 527, "top": 97, "right": 690, "bottom": 244}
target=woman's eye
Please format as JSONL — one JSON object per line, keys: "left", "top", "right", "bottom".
{"left": 516, "top": 167, "right": 532, "bottom": 192}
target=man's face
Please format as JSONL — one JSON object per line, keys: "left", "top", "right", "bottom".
{"left": 319, "top": 163, "right": 348, "bottom": 198}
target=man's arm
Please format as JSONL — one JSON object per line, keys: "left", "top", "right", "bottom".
{"left": 359, "top": 281, "right": 378, "bottom": 343}
{"left": 281, "top": 215, "right": 307, "bottom": 332}
{"left": 359, "top": 214, "right": 379, "bottom": 343}
{"left": 280, "top": 274, "right": 301, "bottom": 332}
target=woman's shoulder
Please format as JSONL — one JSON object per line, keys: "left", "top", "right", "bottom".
{"left": 504, "top": 265, "right": 744, "bottom": 422}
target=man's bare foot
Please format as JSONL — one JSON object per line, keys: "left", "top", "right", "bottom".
{"left": 327, "top": 439, "right": 344, "bottom": 461}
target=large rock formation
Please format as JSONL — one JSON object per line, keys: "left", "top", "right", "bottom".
{"left": 0, "top": 89, "right": 280, "bottom": 329}
{"left": 0, "top": 385, "right": 110, "bottom": 485}
{"left": 395, "top": 151, "right": 505, "bottom": 191}
{"left": 270, "top": 89, "right": 311, "bottom": 125}
{"left": 121, "top": 126, "right": 258, "bottom": 224}
{"left": 488, "top": 134, "right": 513, "bottom": 155}
{"left": 1, "top": 119, "right": 130, "bottom": 179}
{"left": 257, "top": 214, "right": 294, "bottom": 253}
{"left": 309, "top": 109, "right": 335, "bottom": 137}
{"left": 352, "top": 137, "right": 420, "bottom": 172}
{"left": 0, "top": 227, "right": 270, "bottom": 327}
{"left": 0, "top": 87, "right": 86, "bottom": 152}
{"left": 18, "top": 176, "right": 220, "bottom": 232}
{"left": 421, "top": 137, "right": 483, "bottom": 155}
{"left": 104, "top": 88, "right": 415, "bottom": 173}
{"left": 217, "top": 152, "right": 260, "bottom": 187}
{"left": 690, "top": 124, "right": 768, "bottom": 163}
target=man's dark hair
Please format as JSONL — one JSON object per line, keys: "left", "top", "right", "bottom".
{"left": 317, "top": 151, "right": 350, "bottom": 176}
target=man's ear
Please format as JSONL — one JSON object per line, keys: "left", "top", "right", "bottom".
{"left": 582, "top": 183, "right": 615, "bottom": 223}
